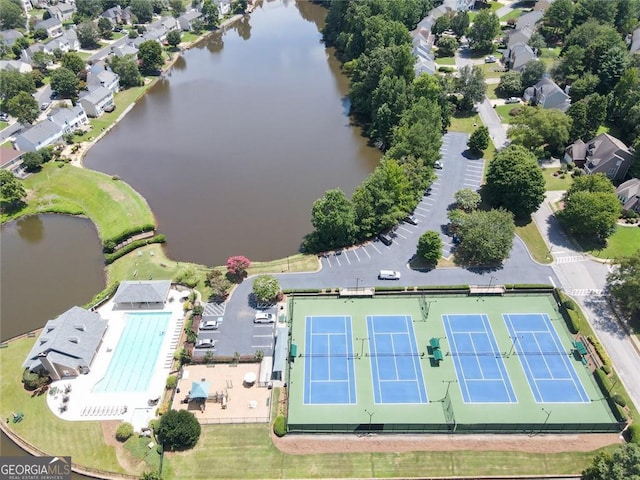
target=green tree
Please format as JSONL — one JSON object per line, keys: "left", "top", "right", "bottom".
{"left": 368, "top": 72, "right": 408, "bottom": 147}
{"left": 30, "top": 70, "right": 44, "bottom": 88}
{"left": 130, "top": 0, "right": 154, "bottom": 23}
{"left": 496, "top": 70, "right": 523, "bottom": 98}
{"left": 557, "top": 174, "right": 620, "bottom": 242}
{"left": 205, "top": 269, "right": 231, "bottom": 301}
{"left": 11, "top": 36, "right": 29, "bottom": 59}
{"left": 467, "top": 126, "right": 490, "bottom": 155}
{"left": 51, "top": 67, "right": 79, "bottom": 99}
{"left": 97, "top": 17, "right": 113, "bottom": 39}
{"left": 436, "top": 36, "right": 458, "bottom": 57}
{"left": 0, "top": 71, "right": 36, "bottom": 105}
{"left": 32, "top": 28, "right": 48, "bottom": 41}
{"left": 157, "top": 409, "right": 201, "bottom": 451}
{"left": 362, "top": 16, "right": 411, "bottom": 56}
{"left": 76, "top": 21, "right": 100, "bottom": 49}
{"left": 568, "top": 72, "right": 599, "bottom": 102}
{"left": 567, "top": 94, "right": 607, "bottom": 142}
{"left": 607, "top": 249, "right": 640, "bottom": 323}
{"left": 170, "top": 0, "right": 185, "bottom": 17}
{"left": 552, "top": 45, "right": 585, "bottom": 84}
{"left": 226, "top": 255, "right": 250, "bottom": 279}
{"left": 508, "top": 106, "right": 572, "bottom": 156}
{"left": 450, "top": 11, "right": 469, "bottom": 39}
{"left": 454, "top": 188, "right": 481, "bottom": 212}
{"left": 0, "top": 0, "right": 26, "bottom": 30}
{"left": 597, "top": 46, "right": 629, "bottom": 93}
{"left": 582, "top": 443, "right": 640, "bottom": 480}
{"left": 75, "top": 0, "right": 103, "bottom": 19}
{"left": 21, "top": 152, "right": 43, "bottom": 172}
{"left": 140, "top": 470, "right": 163, "bottom": 480}
{"left": 417, "top": 231, "right": 442, "bottom": 266}
{"left": 528, "top": 32, "right": 547, "bottom": 53}
{"left": 455, "top": 209, "right": 516, "bottom": 266}
{"left": 431, "top": 14, "right": 451, "bottom": 37}
{"left": 138, "top": 40, "right": 164, "bottom": 75}
{"left": 167, "top": 30, "right": 181, "bottom": 48}
{"left": 541, "top": 0, "right": 574, "bottom": 43}
{"left": 109, "top": 54, "right": 143, "bottom": 88}
{"left": 201, "top": 0, "right": 219, "bottom": 28}
{"left": 0, "top": 170, "right": 26, "bottom": 211}
{"left": 115, "top": 422, "right": 134, "bottom": 442}
{"left": 252, "top": 275, "right": 281, "bottom": 303}
{"left": 30, "top": 51, "right": 53, "bottom": 73}
{"left": 60, "top": 52, "right": 86, "bottom": 75}
{"left": 467, "top": 10, "right": 499, "bottom": 54}
{"left": 485, "top": 145, "right": 545, "bottom": 220}
{"left": 6, "top": 92, "right": 38, "bottom": 125}
{"left": 567, "top": 100, "right": 589, "bottom": 141}
{"left": 308, "top": 189, "right": 357, "bottom": 251}
{"left": 520, "top": 61, "right": 546, "bottom": 89}
{"left": 456, "top": 65, "right": 486, "bottom": 111}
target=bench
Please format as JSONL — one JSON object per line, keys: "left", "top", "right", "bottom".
{"left": 433, "top": 349, "right": 444, "bottom": 362}
{"left": 429, "top": 337, "right": 441, "bottom": 350}
{"left": 573, "top": 340, "right": 588, "bottom": 356}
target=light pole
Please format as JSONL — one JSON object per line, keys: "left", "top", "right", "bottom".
{"left": 488, "top": 275, "right": 497, "bottom": 289}
{"left": 355, "top": 277, "right": 362, "bottom": 293}
{"left": 364, "top": 409, "right": 374, "bottom": 435}
{"left": 540, "top": 407, "right": 552, "bottom": 434}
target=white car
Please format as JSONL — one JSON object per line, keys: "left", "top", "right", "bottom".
{"left": 254, "top": 312, "right": 275, "bottom": 324}
{"left": 378, "top": 270, "right": 402, "bottom": 280}
{"left": 195, "top": 338, "right": 215, "bottom": 349}
{"left": 199, "top": 318, "right": 220, "bottom": 330}
{"left": 484, "top": 55, "right": 497, "bottom": 63}
{"left": 434, "top": 161, "right": 443, "bottom": 169}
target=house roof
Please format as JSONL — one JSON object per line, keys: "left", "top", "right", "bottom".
{"left": 631, "top": 27, "right": 640, "bottom": 53}
{"left": 567, "top": 139, "right": 587, "bottom": 162}
{"left": 532, "top": 76, "right": 570, "bottom": 111}
{"left": 0, "top": 29, "right": 24, "bottom": 45}
{"left": 112, "top": 44, "right": 138, "bottom": 57}
{"left": 415, "top": 57, "right": 436, "bottom": 76}
{"left": 15, "top": 120, "right": 63, "bottom": 148}
{"left": 179, "top": 10, "right": 202, "bottom": 22}
{"left": 508, "top": 27, "right": 533, "bottom": 49}
{"left": 616, "top": 178, "right": 640, "bottom": 211}
{"left": 534, "top": 0, "right": 552, "bottom": 12}
{"left": 22, "top": 306, "right": 108, "bottom": 372}
{"left": 35, "top": 17, "right": 62, "bottom": 31}
{"left": 584, "top": 133, "right": 633, "bottom": 171}
{"left": 508, "top": 42, "right": 536, "bottom": 70}
{"left": 516, "top": 11, "right": 543, "bottom": 31}
{"left": 112, "top": 280, "right": 171, "bottom": 304}
{"left": 0, "top": 60, "right": 32, "bottom": 73}
{"left": 272, "top": 326, "right": 289, "bottom": 374}
{"left": 88, "top": 70, "right": 119, "bottom": 87}
{"left": 48, "top": 106, "right": 86, "bottom": 128}
{"left": 80, "top": 86, "right": 112, "bottom": 105}
{"left": 0, "top": 147, "right": 24, "bottom": 169}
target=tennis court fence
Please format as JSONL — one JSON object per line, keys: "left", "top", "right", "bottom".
{"left": 297, "top": 350, "right": 574, "bottom": 358}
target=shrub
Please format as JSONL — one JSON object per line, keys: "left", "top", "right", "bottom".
{"left": 166, "top": 375, "right": 178, "bottom": 390}
{"left": 601, "top": 364, "right": 612, "bottom": 375}
{"left": 273, "top": 415, "right": 286, "bottom": 437}
{"left": 22, "top": 369, "right": 49, "bottom": 391}
{"left": 563, "top": 298, "right": 577, "bottom": 311}
{"left": 438, "top": 66, "right": 454, "bottom": 73}
{"left": 612, "top": 394, "right": 626, "bottom": 407}
{"left": 629, "top": 423, "right": 640, "bottom": 444}
{"left": 116, "top": 422, "right": 134, "bottom": 442}
{"left": 157, "top": 410, "right": 201, "bottom": 450}
{"left": 587, "top": 336, "right": 611, "bottom": 366}
{"left": 103, "top": 234, "right": 166, "bottom": 264}
{"left": 192, "top": 305, "right": 204, "bottom": 316}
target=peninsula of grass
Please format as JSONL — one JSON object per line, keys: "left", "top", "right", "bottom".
{"left": 2, "top": 162, "right": 155, "bottom": 245}
{"left": 542, "top": 167, "right": 574, "bottom": 191}
{"left": 515, "top": 220, "right": 553, "bottom": 264}
{"left": 586, "top": 225, "right": 640, "bottom": 260}
{"left": 495, "top": 104, "right": 519, "bottom": 124}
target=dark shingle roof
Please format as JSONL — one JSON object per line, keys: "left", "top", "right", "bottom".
{"left": 113, "top": 280, "right": 171, "bottom": 304}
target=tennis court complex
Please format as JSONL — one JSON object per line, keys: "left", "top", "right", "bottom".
{"left": 286, "top": 292, "right": 620, "bottom": 434}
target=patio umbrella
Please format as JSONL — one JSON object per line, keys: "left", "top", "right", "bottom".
{"left": 189, "top": 381, "right": 211, "bottom": 400}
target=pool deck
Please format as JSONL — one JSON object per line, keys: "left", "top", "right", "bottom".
{"left": 45, "top": 288, "right": 186, "bottom": 431}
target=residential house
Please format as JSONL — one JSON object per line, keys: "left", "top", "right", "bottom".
{"left": 111, "top": 43, "right": 138, "bottom": 58}
{"left": 48, "top": 106, "right": 88, "bottom": 134}
{"left": 149, "top": 17, "right": 179, "bottom": 33}
{"left": 0, "top": 147, "right": 26, "bottom": 177}
{"left": 178, "top": 10, "right": 202, "bottom": 31}
{"left": 442, "top": 0, "right": 474, "bottom": 10}
{"left": 20, "top": 43, "right": 45, "bottom": 64}
{"left": 214, "top": 0, "right": 232, "bottom": 17}
{"left": 34, "top": 18, "right": 64, "bottom": 39}
{"left": 46, "top": 3, "right": 75, "bottom": 22}
{"left": 22, "top": 306, "right": 108, "bottom": 380}
{"left": 630, "top": 27, "right": 640, "bottom": 54}
{"left": 14, "top": 121, "right": 64, "bottom": 152}
{"left": 64, "top": 29, "right": 80, "bottom": 51}
{"left": 0, "top": 60, "right": 32, "bottom": 73}
{"left": 414, "top": 56, "right": 436, "bottom": 76}
{"left": 504, "top": 42, "right": 537, "bottom": 71}
{"left": 534, "top": 0, "right": 552, "bottom": 13}
{"left": 87, "top": 65, "right": 120, "bottom": 94}
{"left": 616, "top": 178, "right": 640, "bottom": 214}
{"left": 0, "top": 29, "right": 24, "bottom": 47}
{"left": 100, "top": 5, "right": 132, "bottom": 25}
{"left": 564, "top": 133, "right": 634, "bottom": 183}
{"left": 79, "top": 86, "right": 115, "bottom": 118}
{"left": 524, "top": 77, "right": 571, "bottom": 112}
{"left": 43, "top": 33, "right": 71, "bottom": 54}
{"left": 112, "top": 280, "right": 171, "bottom": 309}
{"left": 515, "top": 11, "right": 543, "bottom": 32}
{"left": 20, "top": 0, "right": 32, "bottom": 12}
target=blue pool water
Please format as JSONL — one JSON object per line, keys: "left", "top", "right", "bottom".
{"left": 93, "top": 312, "right": 171, "bottom": 393}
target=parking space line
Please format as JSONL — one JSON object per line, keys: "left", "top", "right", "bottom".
{"left": 334, "top": 255, "right": 341, "bottom": 266}
{"left": 392, "top": 239, "right": 400, "bottom": 246}
{"left": 343, "top": 251, "right": 351, "bottom": 264}
{"left": 395, "top": 232, "right": 407, "bottom": 240}
{"left": 251, "top": 345, "right": 273, "bottom": 348}
{"left": 370, "top": 243, "right": 382, "bottom": 254}
{"left": 398, "top": 226, "right": 413, "bottom": 233}
{"left": 325, "top": 256, "right": 332, "bottom": 268}
{"left": 253, "top": 334, "right": 274, "bottom": 338}
{"left": 361, "top": 246, "right": 371, "bottom": 258}
{"left": 416, "top": 205, "right": 430, "bottom": 212}
{"left": 352, "top": 249, "right": 360, "bottom": 261}
{"left": 414, "top": 212, "right": 427, "bottom": 218}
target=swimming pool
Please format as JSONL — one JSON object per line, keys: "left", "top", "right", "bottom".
{"left": 93, "top": 312, "right": 171, "bottom": 393}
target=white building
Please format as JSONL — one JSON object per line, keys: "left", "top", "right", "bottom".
{"left": 79, "top": 86, "right": 115, "bottom": 118}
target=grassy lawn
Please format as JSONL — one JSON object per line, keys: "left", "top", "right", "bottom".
{"left": 588, "top": 225, "right": 640, "bottom": 260}
{"left": 4, "top": 162, "right": 155, "bottom": 243}
{"left": 469, "top": 2, "right": 504, "bottom": 22}
{"left": 74, "top": 85, "right": 147, "bottom": 142}
{"left": 486, "top": 82, "right": 499, "bottom": 99}
{"left": 542, "top": 167, "right": 574, "bottom": 191}
{"left": 163, "top": 423, "right": 612, "bottom": 479}
{"left": 500, "top": 9, "right": 524, "bottom": 21}
{"left": 76, "top": 51, "right": 92, "bottom": 60}
{"left": 515, "top": 220, "right": 553, "bottom": 264}
{"left": 435, "top": 56, "right": 456, "bottom": 66}
{"left": 181, "top": 32, "right": 200, "bottom": 43}
{"left": 448, "top": 111, "right": 481, "bottom": 134}
{"left": 479, "top": 62, "right": 506, "bottom": 79}
{"left": 0, "top": 121, "right": 7, "bottom": 129}
{"left": 0, "top": 337, "right": 124, "bottom": 473}
{"left": 494, "top": 104, "right": 520, "bottom": 124}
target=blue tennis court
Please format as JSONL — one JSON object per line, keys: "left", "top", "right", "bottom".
{"left": 366, "top": 315, "right": 428, "bottom": 404}
{"left": 303, "top": 316, "right": 356, "bottom": 405}
{"left": 443, "top": 314, "right": 517, "bottom": 404}
{"left": 503, "top": 313, "right": 590, "bottom": 403}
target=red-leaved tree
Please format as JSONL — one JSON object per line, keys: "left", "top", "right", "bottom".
{"left": 226, "top": 256, "right": 251, "bottom": 280}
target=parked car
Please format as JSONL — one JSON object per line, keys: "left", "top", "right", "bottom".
{"left": 378, "top": 233, "right": 393, "bottom": 246}
{"left": 505, "top": 97, "right": 520, "bottom": 104}
{"left": 378, "top": 270, "right": 401, "bottom": 280}
{"left": 199, "top": 318, "right": 220, "bottom": 330}
{"left": 0, "top": 113, "right": 8, "bottom": 122}
{"left": 195, "top": 338, "right": 215, "bottom": 349}
{"left": 434, "top": 161, "right": 443, "bottom": 169}
{"left": 424, "top": 187, "right": 432, "bottom": 196}
{"left": 404, "top": 215, "right": 418, "bottom": 225}
{"left": 484, "top": 55, "right": 497, "bottom": 63}
{"left": 254, "top": 312, "right": 275, "bottom": 324}
{"left": 40, "top": 102, "right": 50, "bottom": 111}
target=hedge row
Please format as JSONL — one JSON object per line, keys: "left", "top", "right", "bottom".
{"left": 282, "top": 289, "right": 323, "bottom": 294}
{"left": 593, "top": 369, "right": 627, "bottom": 423}
{"left": 416, "top": 285, "right": 469, "bottom": 291}
{"left": 102, "top": 223, "right": 155, "bottom": 250}
{"left": 504, "top": 284, "right": 554, "bottom": 290}
{"left": 190, "top": 355, "right": 260, "bottom": 365}
{"left": 555, "top": 289, "right": 587, "bottom": 334}
{"left": 587, "top": 335, "right": 612, "bottom": 366}
{"left": 374, "top": 286, "right": 406, "bottom": 292}
{"left": 104, "top": 234, "right": 166, "bottom": 264}
{"left": 629, "top": 423, "right": 640, "bottom": 444}
{"left": 84, "top": 283, "right": 119, "bottom": 309}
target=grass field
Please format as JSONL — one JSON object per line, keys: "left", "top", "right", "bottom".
{"left": 515, "top": 220, "right": 553, "bottom": 264}
{"left": 5, "top": 162, "right": 155, "bottom": 243}
{"left": 469, "top": 2, "right": 504, "bottom": 22}
{"left": 542, "top": 167, "right": 574, "bottom": 191}
{"left": 480, "top": 62, "right": 507, "bottom": 79}
{"left": 487, "top": 82, "right": 499, "bottom": 99}
{"left": 500, "top": 9, "right": 524, "bottom": 21}
{"left": 587, "top": 225, "right": 640, "bottom": 259}
{"left": 435, "top": 56, "right": 456, "bottom": 66}
{"left": 494, "top": 104, "right": 521, "bottom": 124}
{"left": 448, "top": 112, "right": 481, "bottom": 134}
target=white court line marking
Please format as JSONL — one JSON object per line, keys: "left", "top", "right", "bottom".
{"left": 548, "top": 276, "right": 556, "bottom": 288}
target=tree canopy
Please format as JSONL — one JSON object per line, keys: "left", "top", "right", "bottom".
{"left": 5, "top": 91, "right": 38, "bottom": 125}
{"left": 130, "top": 0, "right": 154, "bottom": 23}
{"left": 76, "top": 21, "right": 100, "bottom": 49}
{"left": 454, "top": 188, "right": 481, "bottom": 212}
{"left": 252, "top": 275, "right": 281, "bottom": 303}
{"left": 51, "top": 67, "right": 79, "bottom": 99}
{"left": 607, "top": 249, "right": 640, "bottom": 325}
{"left": 496, "top": 70, "right": 523, "bottom": 98}
{"left": 109, "top": 55, "right": 142, "bottom": 89}
{"left": 0, "top": 0, "right": 26, "bottom": 30}
{"left": 467, "top": 10, "right": 499, "bottom": 53}
{"left": 60, "top": 52, "right": 86, "bottom": 75}
{"left": 138, "top": 40, "right": 164, "bottom": 75}
{"left": 582, "top": 443, "right": 640, "bottom": 480}
{"left": 456, "top": 65, "right": 486, "bottom": 111}
{"left": 454, "top": 209, "right": 516, "bottom": 266}
{"left": 0, "top": 71, "right": 36, "bottom": 105}
{"left": 307, "top": 189, "right": 357, "bottom": 252}
{"left": 484, "top": 145, "right": 545, "bottom": 219}
{"left": 417, "top": 231, "right": 442, "bottom": 267}
{"left": 467, "top": 126, "right": 489, "bottom": 155}
{"left": 0, "top": 170, "right": 26, "bottom": 212}
{"left": 157, "top": 409, "right": 201, "bottom": 451}
{"left": 507, "top": 106, "right": 572, "bottom": 156}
